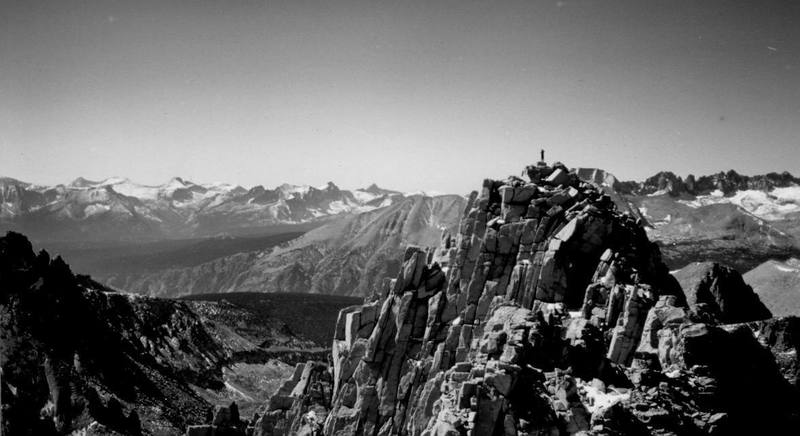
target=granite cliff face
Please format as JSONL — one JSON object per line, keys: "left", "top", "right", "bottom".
{"left": 247, "top": 162, "right": 797, "bottom": 436}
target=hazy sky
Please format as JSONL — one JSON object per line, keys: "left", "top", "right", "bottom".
{"left": 2, "top": 0, "right": 799, "bottom": 194}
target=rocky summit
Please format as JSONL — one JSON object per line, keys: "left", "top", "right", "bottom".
{"left": 245, "top": 161, "right": 799, "bottom": 436}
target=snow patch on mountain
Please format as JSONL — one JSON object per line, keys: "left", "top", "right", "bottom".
{"left": 405, "top": 190, "right": 447, "bottom": 197}
{"left": 352, "top": 190, "right": 381, "bottom": 204}
{"left": 83, "top": 204, "right": 111, "bottom": 217}
{"left": 100, "top": 176, "right": 131, "bottom": 186}
{"left": 679, "top": 187, "right": 800, "bottom": 221}
{"left": 647, "top": 188, "right": 671, "bottom": 197}
{"left": 111, "top": 181, "right": 161, "bottom": 200}
{"left": 277, "top": 183, "right": 312, "bottom": 198}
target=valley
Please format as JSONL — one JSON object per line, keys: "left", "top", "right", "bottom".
{"left": 42, "top": 229, "right": 313, "bottom": 277}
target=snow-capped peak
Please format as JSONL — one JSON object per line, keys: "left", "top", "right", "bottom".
{"left": 69, "top": 177, "right": 101, "bottom": 188}
{"left": 107, "top": 180, "right": 159, "bottom": 200}
{"left": 98, "top": 177, "right": 131, "bottom": 186}
{"left": 167, "top": 176, "right": 189, "bottom": 186}
{"left": 278, "top": 183, "right": 312, "bottom": 197}
{"left": 405, "top": 190, "right": 446, "bottom": 197}
{"left": 2, "top": 175, "right": 416, "bottom": 240}
{"left": 68, "top": 176, "right": 131, "bottom": 188}
{"left": 163, "top": 176, "right": 194, "bottom": 191}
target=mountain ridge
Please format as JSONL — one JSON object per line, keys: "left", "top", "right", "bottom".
{"left": 96, "top": 194, "right": 467, "bottom": 297}
{"left": 0, "top": 176, "right": 425, "bottom": 242}
{"left": 615, "top": 169, "right": 800, "bottom": 197}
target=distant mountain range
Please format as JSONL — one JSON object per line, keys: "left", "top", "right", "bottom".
{"left": 0, "top": 176, "right": 412, "bottom": 241}
{"left": 617, "top": 170, "right": 800, "bottom": 239}
{"left": 5, "top": 163, "right": 800, "bottom": 435}
{"left": 3, "top": 169, "right": 798, "bottom": 242}
{"left": 3, "top": 167, "right": 800, "bottom": 298}
{"left": 616, "top": 170, "right": 800, "bottom": 198}
{"left": 613, "top": 170, "right": 800, "bottom": 271}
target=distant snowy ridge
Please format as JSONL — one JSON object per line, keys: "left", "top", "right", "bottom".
{"left": 0, "top": 175, "right": 419, "bottom": 240}
{"left": 679, "top": 186, "right": 800, "bottom": 221}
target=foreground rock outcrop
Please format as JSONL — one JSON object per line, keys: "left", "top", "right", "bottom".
{"left": 249, "top": 361, "right": 333, "bottom": 436}
{"left": 0, "top": 231, "right": 227, "bottom": 435}
{"left": 1, "top": 231, "right": 371, "bottom": 436}
{"left": 261, "top": 162, "right": 795, "bottom": 436}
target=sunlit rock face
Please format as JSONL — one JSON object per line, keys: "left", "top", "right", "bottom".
{"left": 317, "top": 162, "right": 679, "bottom": 435}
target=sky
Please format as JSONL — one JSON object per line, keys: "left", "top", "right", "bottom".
{"left": 2, "top": 0, "right": 799, "bottom": 194}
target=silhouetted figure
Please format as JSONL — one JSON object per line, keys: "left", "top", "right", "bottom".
{"left": 127, "top": 411, "right": 142, "bottom": 436}
{"left": 229, "top": 402, "right": 240, "bottom": 425}
{"left": 540, "top": 149, "right": 545, "bottom": 161}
